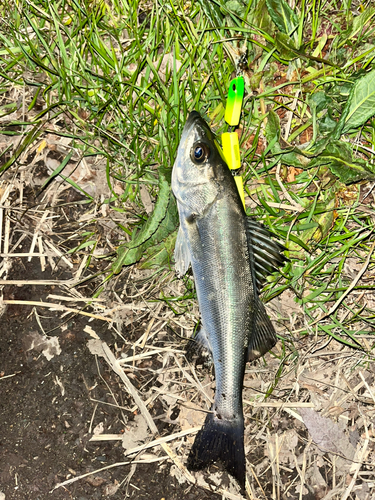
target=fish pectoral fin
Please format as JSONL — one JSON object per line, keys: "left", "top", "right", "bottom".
{"left": 247, "top": 301, "right": 277, "bottom": 362}
{"left": 185, "top": 217, "right": 204, "bottom": 261}
{"left": 174, "top": 227, "right": 191, "bottom": 277}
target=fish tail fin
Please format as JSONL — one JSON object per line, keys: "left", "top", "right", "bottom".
{"left": 187, "top": 412, "right": 245, "bottom": 489}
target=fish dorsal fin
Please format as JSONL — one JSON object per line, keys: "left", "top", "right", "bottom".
{"left": 174, "top": 226, "right": 191, "bottom": 277}
{"left": 247, "top": 299, "right": 277, "bottom": 361}
{"left": 246, "top": 218, "right": 287, "bottom": 294}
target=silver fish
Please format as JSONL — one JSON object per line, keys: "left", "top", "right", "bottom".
{"left": 171, "top": 111, "right": 286, "bottom": 489}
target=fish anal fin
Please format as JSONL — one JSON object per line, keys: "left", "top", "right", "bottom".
{"left": 186, "top": 325, "right": 212, "bottom": 367}
{"left": 247, "top": 301, "right": 277, "bottom": 362}
{"left": 187, "top": 412, "right": 245, "bottom": 490}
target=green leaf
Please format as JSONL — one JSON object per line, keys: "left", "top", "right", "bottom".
{"left": 302, "top": 284, "right": 328, "bottom": 303}
{"left": 309, "top": 91, "right": 333, "bottom": 114}
{"left": 275, "top": 32, "right": 298, "bottom": 60}
{"left": 318, "top": 113, "right": 338, "bottom": 135}
{"left": 195, "top": 0, "right": 223, "bottom": 26}
{"left": 342, "top": 69, "right": 375, "bottom": 133}
{"left": 265, "top": 0, "right": 299, "bottom": 34}
{"left": 337, "top": 6, "right": 375, "bottom": 48}
{"left": 67, "top": 240, "right": 97, "bottom": 254}
{"left": 139, "top": 230, "right": 177, "bottom": 269}
{"left": 112, "top": 174, "right": 179, "bottom": 272}
{"left": 275, "top": 32, "right": 339, "bottom": 68}
{"left": 0, "top": 123, "right": 43, "bottom": 174}
{"left": 246, "top": 0, "right": 274, "bottom": 35}
{"left": 38, "top": 150, "right": 74, "bottom": 193}
{"left": 309, "top": 141, "right": 375, "bottom": 183}
{"left": 318, "top": 324, "right": 363, "bottom": 350}
{"left": 264, "top": 110, "right": 309, "bottom": 168}
{"left": 225, "top": 1, "right": 246, "bottom": 17}
{"left": 351, "top": 7, "right": 375, "bottom": 39}
{"left": 264, "top": 109, "right": 280, "bottom": 147}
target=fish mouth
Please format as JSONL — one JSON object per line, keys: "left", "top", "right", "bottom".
{"left": 181, "top": 111, "right": 212, "bottom": 142}
{"left": 182, "top": 110, "right": 203, "bottom": 135}
{"left": 186, "top": 110, "right": 202, "bottom": 126}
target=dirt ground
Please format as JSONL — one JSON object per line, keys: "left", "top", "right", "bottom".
{"left": 0, "top": 265, "right": 222, "bottom": 500}
{"left": 0, "top": 182, "right": 221, "bottom": 500}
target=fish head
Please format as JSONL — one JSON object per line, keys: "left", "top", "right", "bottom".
{"left": 172, "top": 111, "right": 229, "bottom": 217}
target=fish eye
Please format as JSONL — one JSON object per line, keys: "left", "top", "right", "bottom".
{"left": 191, "top": 142, "right": 210, "bottom": 164}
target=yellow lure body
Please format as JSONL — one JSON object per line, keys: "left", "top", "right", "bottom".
{"left": 222, "top": 76, "right": 245, "bottom": 209}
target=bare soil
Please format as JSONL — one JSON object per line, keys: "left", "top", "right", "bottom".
{"left": 0, "top": 187, "right": 219, "bottom": 500}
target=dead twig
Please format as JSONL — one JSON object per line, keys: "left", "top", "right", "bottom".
{"left": 1, "top": 299, "right": 110, "bottom": 322}
{"left": 101, "top": 342, "right": 197, "bottom": 484}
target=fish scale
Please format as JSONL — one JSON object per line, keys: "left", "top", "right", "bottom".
{"left": 172, "top": 110, "right": 287, "bottom": 489}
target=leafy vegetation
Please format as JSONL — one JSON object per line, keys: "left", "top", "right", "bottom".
{"left": 1, "top": 0, "right": 375, "bottom": 351}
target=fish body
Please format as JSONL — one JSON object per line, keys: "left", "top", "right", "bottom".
{"left": 171, "top": 111, "right": 285, "bottom": 488}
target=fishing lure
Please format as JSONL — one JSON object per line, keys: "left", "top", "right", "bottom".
{"left": 221, "top": 76, "right": 245, "bottom": 208}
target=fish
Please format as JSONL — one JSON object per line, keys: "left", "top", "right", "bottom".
{"left": 171, "top": 111, "right": 287, "bottom": 489}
